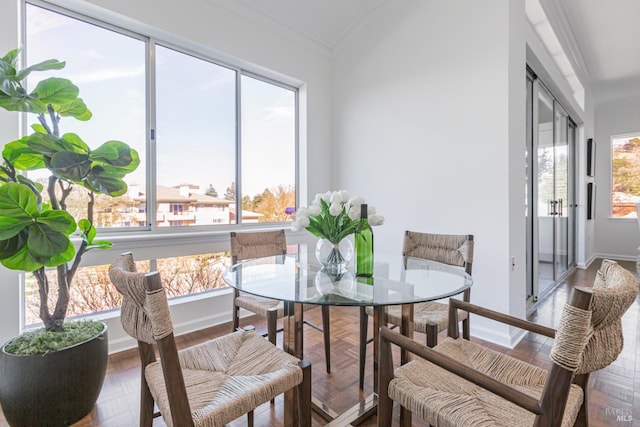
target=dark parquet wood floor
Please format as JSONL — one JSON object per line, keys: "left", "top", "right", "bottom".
{"left": 1, "top": 259, "right": 638, "bottom": 426}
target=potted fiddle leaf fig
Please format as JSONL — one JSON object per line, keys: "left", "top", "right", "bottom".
{"left": 0, "top": 48, "right": 139, "bottom": 426}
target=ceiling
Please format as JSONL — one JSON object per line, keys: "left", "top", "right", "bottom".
{"left": 216, "top": 0, "right": 640, "bottom": 105}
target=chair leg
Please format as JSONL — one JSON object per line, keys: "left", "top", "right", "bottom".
{"left": 297, "top": 360, "right": 312, "bottom": 427}
{"left": 400, "top": 407, "right": 412, "bottom": 427}
{"left": 267, "top": 310, "right": 278, "bottom": 346}
{"left": 267, "top": 310, "right": 278, "bottom": 405}
{"left": 138, "top": 344, "right": 156, "bottom": 427}
{"left": 378, "top": 329, "right": 394, "bottom": 427}
{"left": 462, "top": 316, "right": 470, "bottom": 340}
{"left": 247, "top": 410, "right": 254, "bottom": 427}
{"left": 232, "top": 290, "right": 240, "bottom": 332}
{"left": 359, "top": 306, "right": 368, "bottom": 389}
{"left": 425, "top": 323, "right": 438, "bottom": 348}
{"left": 573, "top": 373, "right": 590, "bottom": 427}
{"left": 321, "top": 305, "right": 331, "bottom": 373}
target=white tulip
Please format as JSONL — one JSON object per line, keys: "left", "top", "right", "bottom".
{"left": 321, "top": 191, "right": 332, "bottom": 203}
{"left": 339, "top": 190, "right": 350, "bottom": 203}
{"left": 291, "top": 222, "right": 302, "bottom": 232}
{"left": 330, "top": 191, "right": 343, "bottom": 204}
{"left": 296, "top": 216, "right": 310, "bottom": 227}
{"left": 308, "top": 203, "right": 322, "bottom": 215}
{"left": 348, "top": 206, "right": 361, "bottom": 221}
{"left": 348, "top": 196, "right": 365, "bottom": 208}
{"left": 368, "top": 214, "right": 385, "bottom": 226}
{"left": 329, "top": 202, "right": 343, "bottom": 216}
{"left": 296, "top": 207, "right": 309, "bottom": 218}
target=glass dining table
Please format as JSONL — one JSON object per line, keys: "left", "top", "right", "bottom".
{"left": 222, "top": 246, "right": 472, "bottom": 425}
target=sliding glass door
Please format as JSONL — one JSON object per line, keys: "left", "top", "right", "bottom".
{"left": 526, "top": 69, "right": 576, "bottom": 304}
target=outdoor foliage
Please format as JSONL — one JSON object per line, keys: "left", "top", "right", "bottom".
{"left": 612, "top": 136, "right": 640, "bottom": 217}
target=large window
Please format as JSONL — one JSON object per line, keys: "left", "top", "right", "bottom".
{"left": 611, "top": 133, "right": 640, "bottom": 218}
{"left": 25, "top": 2, "right": 298, "bottom": 230}
{"left": 22, "top": 2, "right": 300, "bottom": 323}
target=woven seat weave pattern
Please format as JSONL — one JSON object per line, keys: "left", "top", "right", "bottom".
{"left": 369, "top": 232, "right": 472, "bottom": 332}
{"left": 110, "top": 252, "right": 304, "bottom": 427}
{"left": 235, "top": 294, "right": 285, "bottom": 317}
{"left": 387, "top": 260, "right": 638, "bottom": 427}
{"left": 145, "top": 330, "right": 302, "bottom": 427}
{"left": 366, "top": 301, "right": 468, "bottom": 333}
{"left": 403, "top": 232, "right": 473, "bottom": 267}
{"left": 390, "top": 338, "right": 583, "bottom": 427}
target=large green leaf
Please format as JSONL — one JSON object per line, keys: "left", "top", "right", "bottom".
{"left": 91, "top": 141, "right": 121, "bottom": 162}
{"left": 40, "top": 240, "right": 75, "bottom": 267}
{"left": 28, "top": 221, "right": 74, "bottom": 258}
{"left": 0, "top": 92, "right": 45, "bottom": 113}
{"left": 0, "top": 231, "right": 27, "bottom": 259}
{"left": 1, "top": 49, "right": 19, "bottom": 67}
{"left": 38, "top": 209, "right": 76, "bottom": 235}
{"left": 0, "top": 183, "right": 39, "bottom": 239}
{"left": 50, "top": 151, "right": 91, "bottom": 181}
{"left": 3, "top": 137, "right": 46, "bottom": 170}
{"left": 16, "top": 175, "right": 44, "bottom": 193}
{"left": 92, "top": 145, "right": 140, "bottom": 173}
{"left": 32, "top": 77, "right": 78, "bottom": 106}
{"left": 58, "top": 98, "right": 91, "bottom": 121}
{"left": 84, "top": 172, "right": 128, "bottom": 196}
{"left": 15, "top": 59, "right": 65, "bottom": 81}
{"left": 26, "top": 132, "right": 74, "bottom": 156}
{"left": 60, "top": 133, "right": 89, "bottom": 153}
{"left": 0, "top": 244, "right": 43, "bottom": 272}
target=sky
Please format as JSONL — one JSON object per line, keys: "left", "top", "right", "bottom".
{"left": 25, "top": 3, "right": 295, "bottom": 199}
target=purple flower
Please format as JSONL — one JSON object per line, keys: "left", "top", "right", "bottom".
{"left": 285, "top": 206, "right": 296, "bottom": 215}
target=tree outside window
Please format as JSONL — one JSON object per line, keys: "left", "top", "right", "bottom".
{"left": 611, "top": 133, "right": 640, "bottom": 218}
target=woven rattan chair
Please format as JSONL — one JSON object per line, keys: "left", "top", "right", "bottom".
{"left": 109, "top": 253, "right": 311, "bottom": 427}
{"left": 230, "top": 230, "right": 332, "bottom": 373}
{"left": 358, "top": 231, "right": 473, "bottom": 388}
{"left": 378, "top": 259, "right": 638, "bottom": 427}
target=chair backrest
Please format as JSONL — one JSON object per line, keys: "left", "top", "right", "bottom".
{"left": 402, "top": 231, "right": 474, "bottom": 275}
{"left": 551, "top": 259, "right": 639, "bottom": 375}
{"left": 229, "top": 229, "right": 287, "bottom": 264}
{"left": 109, "top": 254, "right": 193, "bottom": 426}
{"left": 109, "top": 253, "right": 156, "bottom": 344}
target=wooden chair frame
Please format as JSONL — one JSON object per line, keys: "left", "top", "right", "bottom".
{"left": 378, "top": 287, "right": 593, "bottom": 427}
{"left": 359, "top": 232, "right": 474, "bottom": 388}
{"left": 142, "top": 271, "right": 312, "bottom": 427}
{"left": 230, "top": 230, "right": 332, "bottom": 373}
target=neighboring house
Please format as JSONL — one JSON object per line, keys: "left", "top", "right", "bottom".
{"left": 229, "top": 204, "right": 264, "bottom": 224}
{"left": 126, "top": 184, "right": 262, "bottom": 226}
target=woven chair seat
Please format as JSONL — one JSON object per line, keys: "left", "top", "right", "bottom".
{"left": 145, "top": 329, "right": 302, "bottom": 427}
{"left": 366, "top": 301, "right": 469, "bottom": 333}
{"left": 235, "top": 293, "right": 318, "bottom": 319}
{"left": 389, "top": 337, "right": 583, "bottom": 427}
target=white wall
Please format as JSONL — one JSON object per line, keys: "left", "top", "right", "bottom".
{"left": 0, "top": 0, "right": 332, "bottom": 348}
{"left": 594, "top": 96, "right": 640, "bottom": 259}
{"left": 0, "top": 0, "right": 21, "bottom": 350}
{"left": 332, "top": 0, "right": 527, "bottom": 346}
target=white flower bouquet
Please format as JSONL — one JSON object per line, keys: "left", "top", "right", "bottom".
{"left": 291, "top": 190, "right": 385, "bottom": 243}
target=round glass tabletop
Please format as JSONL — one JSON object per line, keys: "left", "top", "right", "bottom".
{"left": 223, "top": 251, "right": 472, "bottom": 307}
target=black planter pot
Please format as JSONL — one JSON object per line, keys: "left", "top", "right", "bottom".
{"left": 0, "top": 323, "right": 108, "bottom": 427}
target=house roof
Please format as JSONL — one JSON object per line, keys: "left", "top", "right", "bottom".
{"left": 133, "top": 185, "right": 232, "bottom": 205}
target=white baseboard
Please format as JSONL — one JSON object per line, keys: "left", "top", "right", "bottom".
{"left": 470, "top": 323, "right": 527, "bottom": 348}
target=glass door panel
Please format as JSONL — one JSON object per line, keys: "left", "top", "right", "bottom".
{"left": 536, "top": 87, "right": 555, "bottom": 296}
{"left": 554, "top": 104, "right": 569, "bottom": 278}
